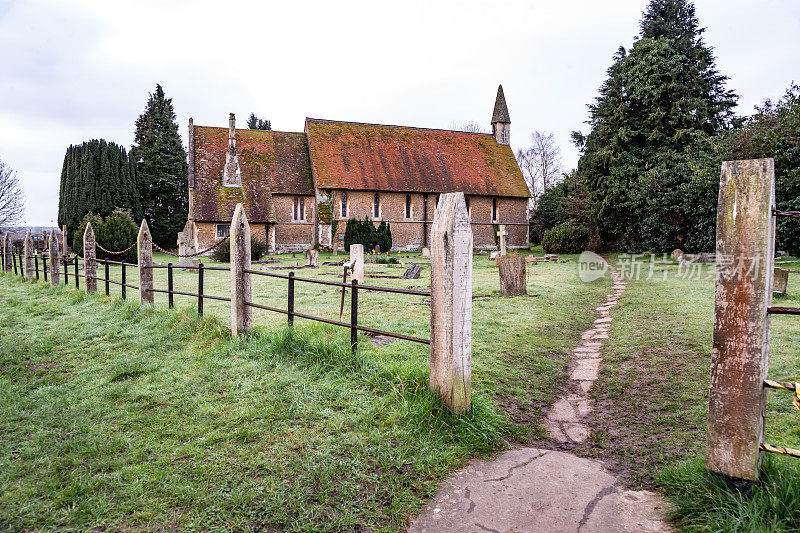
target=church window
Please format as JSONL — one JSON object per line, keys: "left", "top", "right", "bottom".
{"left": 300, "top": 197, "right": 305, "bottom": 221}
{"left": 465, "top": 196, "right": 470, "bottom": 213}
{"left": 294, "top": 197, "right": 305, "bottom": 221}
{"left": 405, "top": 194, "right": 412, "bottom": 219}
{"left": 492, "top": 197, "right": 498, "bottom": 222}
{"left": 341, "top": 192, "right": 348, "bottom": 218}
{"left": 374, "top": 193, "right": 380, "bottom": 218}
{"left": 216, "top": 224, "right": 230, "bottom": 239}
{"left": 293, "top": 197, "right": 298, "bottom": 220}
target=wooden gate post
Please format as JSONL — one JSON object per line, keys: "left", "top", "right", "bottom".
{"left": 48, "top": 230, "right": 60, "bottom": 286}
{"left": 429, "top": 192, "right": 473, "bottom": 414}
{"left": 350, "top": 244, "right": 364, "bottom": 283}
{"left": 230, "top": 203, "right": 252, "bottom": 336}
{"left": 83, "top": 222, "right": 97, "bottom": 293}
{"left": 2, "top": 233, "right": 10, "bottom": 273}
{"left": 707, "top": 158, "right": 775, "bottom": 486}
{"left": 137, "top": 219, "right": 154, "bottom": 305}
{"left": 23, "top": 232, "right": 34, "bottom": 280}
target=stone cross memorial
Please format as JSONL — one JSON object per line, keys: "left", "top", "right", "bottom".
{"left": 430, "top": 192, "right": 473, "bottom": 414}
{"left": 707, "top": 158, "right": 775, "bottom": 487}
{"left": 496, "top": 224, "right": 508, "bottom": 256}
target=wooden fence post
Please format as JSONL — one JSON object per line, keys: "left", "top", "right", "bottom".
{"left": 350, "top": 244, "right": 364, "bottom": 283}
{"left": 429, "top": 192, "right": 473, "bottom": 414}
{"left": 83, "top": 222, "right": 97, "bottom": 293}
{"left": 48, "top": 230, "right": 60, "bottom": 286}
{"left": 2, "top": 233, "right": 10, "bottom": 273}
{"left": 707, "top": 158, "right": 775, "bottom": 487}
{"left": 137, "top": 219, "right": 154, "bottom": 305}
{"left": 23, "top": 232, "right": 34, "bottom": 280}
{"left": 230, "top": 203, "right": 252, "bottom": 335}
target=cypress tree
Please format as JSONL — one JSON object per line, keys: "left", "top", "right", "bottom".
{"left": 131, "top": 84, "right": 189, "bottom": 248}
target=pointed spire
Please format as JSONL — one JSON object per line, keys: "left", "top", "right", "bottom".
{"left": 491, "top": 85, "right": 510, "bottom": 124}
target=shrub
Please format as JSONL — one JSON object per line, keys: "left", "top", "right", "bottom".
{"left": 210, "top": 236, "right": 267, "bottom": 262}
{"left": 542, "top": 222, "right": 589, "bottom": 254}
{"left": 344, "top": 218, "right": 392, "bottom": 252}
{"left": 81, "top": 209, "right": 139, "bottom": 264}
{"left": 375, "top": 256, "right": 399, "bottom": 264}
{"left": 73, "top": 213, "right": 104, "bottom": 256}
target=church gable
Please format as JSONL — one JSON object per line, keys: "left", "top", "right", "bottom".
{"left": 192, "top": 126, "right": 314, "bottom": 222}
{"left": 304, "top": 118, "right": 530, "bottom": 198}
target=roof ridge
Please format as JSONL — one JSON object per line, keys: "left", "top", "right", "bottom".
{"left": 193, "top": 125, "right": 306, "bottom": 136}
{"left": 305, "top": 117, "right": 493, "bottom": 137}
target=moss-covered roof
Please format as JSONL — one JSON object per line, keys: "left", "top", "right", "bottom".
{"left": 192, "top": 126, "right": 312, "bottom": 222}
{"left": 305, "top": 118, "right": 529, "bottom": 197}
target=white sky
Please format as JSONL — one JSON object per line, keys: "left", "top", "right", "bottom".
{"left": 1, "top": 0, "right": 798, "bottom": 226}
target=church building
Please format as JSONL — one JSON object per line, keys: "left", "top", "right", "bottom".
{"left": 185, "top": 85, "right": 531, "bottom": 252}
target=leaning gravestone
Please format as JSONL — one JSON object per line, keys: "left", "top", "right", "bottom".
{"left": 403, "top": 263, "right": 422, "bottom": 279}
{"left": 497, "top": 255, "right": 527, "bottom": 296}
{"left": 308, "top": 249, "right": 319, "bottom": 267}
{"left": 774, "top": 267, "right": 789, "bottom": 295}
{"left": 177, "top": 220, "right": 200, "bottom": 267}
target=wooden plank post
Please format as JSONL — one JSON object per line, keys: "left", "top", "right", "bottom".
{"left": 137, "top": 219, "right": 154, "bottom": 305}
{"left": 707, "top": 158, "right": 775, "bottom": 487}
{"left": 350, "top": 244, "right": 364, "bottom": 283}
{"left": 230, "top": 203, "right": 252, "bottom": 335}
{"left": 83, "top": 222, "right": 97, "bottom": 293}
{"left": 48, "top": 230, "right": 60, "bottom": 286}
{"left": 23, "top": 232, "right": 34, "bottom": 280}
{"left": 2, "top": 233, "right": 10, "bottom": 273}
{"left": 429, "top": 192, "right": 473, "bottom": 414}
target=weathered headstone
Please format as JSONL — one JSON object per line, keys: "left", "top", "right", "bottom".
{"left": 489, "top": 251, "right": 501, "bottom": 261}
{"left": 403, "top": 263, "right": 422, "bottom": 279}
{"left": 773, "top": 267, "right": 789, "bottom": 295}
{"left": 421, "top": 247, "right": 430, "bottom": 258}
{"left": 177, "top": 219, "right": 199, "bottom": 267}
{"left": 707, "top": 158, "right": 775, "bottom": 486}
{"left": 83, "top": 222, "right": 97, "bottom": 293}
{"left": 23, "top": 232, "right": 34, "bottom": 280}
{"left": 230, "top": 203, "right": 252, "bottom": 336}
{"left": 350, "top": 244, "right": 364, "bottom": 283}
{"left": 496, "top": 224, "right": 508, "bottom": 256}
{"left": 375, "top": 245, "right": 381, "bottom": 254}
{"left": 430, "top": 192, "right": 473, "bottom": 414}
{"left": 497, "top": 254, "right": 527, "bottom": 296}
{"left": 1, "top": 233, "right": 9, "bottom": 272}
{"left": 308, "top": 248, "right": 319, "bottom": 267}
{"left": 48, "top": 230, "right": 59, "bottom": 286}
{"left": 332, "top": 241, "right": 339, "bottom": 256}
{"left": 671, "top": 249, "right": 684, "bottom": 260}
{"left": 137, "top": 219, "right": 154, "bottom": 305}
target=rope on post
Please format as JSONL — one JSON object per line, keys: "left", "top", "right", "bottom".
{"left": 152, "top": 236, "right": 229, "bottom": 258}
{"left": 95, "top": 241, "right": 138, "bottom": 255}
{"left": 764, "top": 379, "right": 800, "bottom": 411}
{"left": 760, "top": 443, "right": 800, "bottom": 458}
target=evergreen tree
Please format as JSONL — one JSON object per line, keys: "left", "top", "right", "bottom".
{"left": 573, "top": 0, "right": 737, "bottom": 250}
{"left": 57, "top": 140, "right": 141, "bottom": 239}
{"left": 247, "top": 113, "right": 272, "bottom": 131}
{"left": 131, "top": 84, "right": 188, "bottom": 248}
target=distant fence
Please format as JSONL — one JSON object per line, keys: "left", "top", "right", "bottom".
{"left": 1, "top": 196, "right": 474, "bottom": 413}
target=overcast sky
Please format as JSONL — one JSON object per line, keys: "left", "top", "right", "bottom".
{"left": 1, "top": 0, "right": 798, "bottom": 226}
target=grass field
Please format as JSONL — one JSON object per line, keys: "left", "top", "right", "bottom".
{"left": 578, "top": 256, "right": 800, "bottom": 531}
{"left": 0, "top": 250, "right": 611, "bottom": 531}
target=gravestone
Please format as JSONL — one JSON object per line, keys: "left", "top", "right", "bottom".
{"left": 430, "top": 192, "right": 473, "bottom": 414}
{"left": 489, "top": 251, "right": 501, "bottom": 261}
{"left": 308, "top": 249, "right": 319, "bottom": 267}
{"left": 375, "top": 245, "right": 381, "bottom": 254}
{"left": 403, "top": 263, "right": 422, "bottom": 279}
{"left": 497, "top": 255, "right": 526, "bottom": 296}
{"left": 177, "top": 220, "right": 200, "bottom": 267}
{"left": 421, "top": 247, "right": 430, "bottom": 258}
{"left": 350, "top": 244, "right": 364, "bottom": 283}
{"left": 707, "top": 158, "right": 775, "bottom": 486}
{"left": 774, "top": 267, "right": 789, "bottom": 295}
{"left": 671, "top": 249, "right": 684, "bottom": 260}
{"left": 496, "top": 225, "right": 508, "bottom": 256}
{"left": 332, "top": 241, "right": 339, "bottom": 256}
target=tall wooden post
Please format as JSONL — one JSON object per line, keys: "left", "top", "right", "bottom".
{"left": 48, "top": 230, "right": 60, "bottom": 286}
{"left": 350, "top": 244, "right": 364, "bottom": 283}
{"left": 430, "top": 192, "right": 473, "bottom": 414}
{"left": 230, "top": 203, "right": 252, "bottom": 336}
{"left": 137, "top": 219, "right": 154, "bottom": 305}
{"left": 707, "top": 158, "right": 775, "bottom": 486}
{"left": 83, "top": 222, "right": 97, "bottom": 293}
{"left": 2, "top": 233, "right": 10, "bottom": 273}
{"left": 23, "top": 232, "right": 34, "bottom": 280}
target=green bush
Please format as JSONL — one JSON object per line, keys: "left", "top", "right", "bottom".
{"left": 375, "top": 256, "right": 399, "bottom": 264}
{"left": 71, "top": 209, "right": 138, "bottom": 263}
{"left": 73, "top": 213, "right": 104, "bottom": 256}
{"left": 344, "top": 218, "right": 392, "bottom": 252}
{"left": 542, "top": 223, "right": 589, "bottom": 254}
{"left": 210, "top": 237, "right": 267, "bottom": 262}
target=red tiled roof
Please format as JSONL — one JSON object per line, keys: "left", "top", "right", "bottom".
{"left": 305, "top": 119, "right": 530, "bottom": 198}
{"left": 192, "top": 126, "right": 313, "bottom": 222}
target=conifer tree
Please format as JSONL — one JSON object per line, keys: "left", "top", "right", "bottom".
{"left": 131, "top": 84, "right": 188, "bottom": 248}
{"left": 573, "top": 0, "right": 737, "bottom": 251}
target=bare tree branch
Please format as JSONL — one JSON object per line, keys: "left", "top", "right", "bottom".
{"left": 450, "top": 121, "right": 485, "bottom": 133}
{"left": 516, "top": 131, "right": 563, "bottom": 216}
{"left": 0, "top": 158, "right": 24, "bottom": 227}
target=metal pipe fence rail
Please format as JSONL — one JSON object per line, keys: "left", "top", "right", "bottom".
{"left": 244, "top": 267, "right": 432, "bottom": 351}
